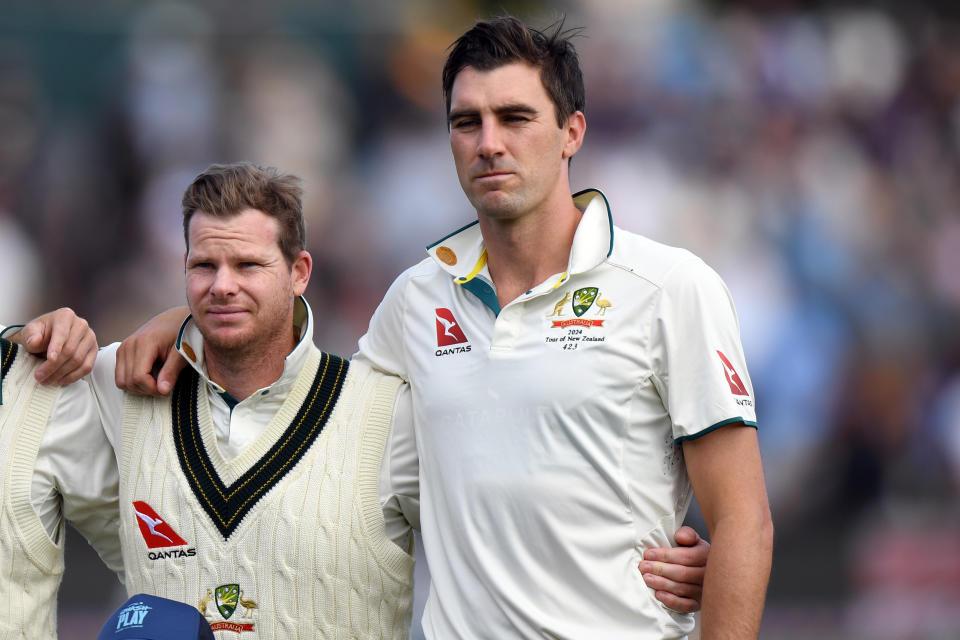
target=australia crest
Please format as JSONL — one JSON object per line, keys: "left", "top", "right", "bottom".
{"left": 572, "top": 287, "right": 599, "bottom": 317}
{"left": 200, "top": 583, "right": 257, "bottom": 633}
{"left": 216, "top": 583, "right": 239, "bottom": 618}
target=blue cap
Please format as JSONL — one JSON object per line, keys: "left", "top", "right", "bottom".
{"left": 98, "top": 594, "right": 214, "bottom": 640}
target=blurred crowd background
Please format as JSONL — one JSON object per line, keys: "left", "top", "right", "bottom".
{"left": 2, "top": 0, "right": 959, "bottom": 638}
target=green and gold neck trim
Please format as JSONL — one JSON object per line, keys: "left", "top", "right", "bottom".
{"left": 172, "top": 351, "right": 349, "bottom": 539}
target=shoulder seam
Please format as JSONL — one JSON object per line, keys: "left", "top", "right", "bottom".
{"left": 605, "top": 252, "right": 702, "bottom": 290}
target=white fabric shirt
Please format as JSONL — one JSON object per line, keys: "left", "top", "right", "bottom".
{"left": 89, "top": 298, "right": 419, "bottom": 547}
{"left": 355, "top": 189, "right": 758, "bottom": 639}
{"left": 0, "top": 325, "right": 124, "bottom": 581}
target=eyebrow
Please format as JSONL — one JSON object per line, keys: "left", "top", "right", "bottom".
{"left": 448, "top": 103, "right": 539, "bottom": 124}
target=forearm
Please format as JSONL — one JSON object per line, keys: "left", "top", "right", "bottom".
{"left": 700, "top": 513, "right": 773, "bottom": 639}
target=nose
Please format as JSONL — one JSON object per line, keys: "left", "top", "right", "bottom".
{"left": 209, "top": 266, "right": 239, "bottom": 297}
{"left": 476, "top": 120, "right": 504, "bottom": 160}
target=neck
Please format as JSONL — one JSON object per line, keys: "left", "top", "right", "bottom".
{"left": 479, "top": 196, "right": 582, "bottom": 307}
{"left": 204, "top": 333, "right": 296, "bottom": 401}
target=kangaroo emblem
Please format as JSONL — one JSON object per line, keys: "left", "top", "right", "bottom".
{"left": 548, "top": 292, "right": 572, "bottom": 317}
{"left": 198, "top": 589, "right": 213, "bottom": 617}
{"left": 133, "top": 507, "right": 173, "bottom": 543}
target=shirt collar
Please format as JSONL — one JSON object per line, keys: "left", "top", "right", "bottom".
{"left": 425, "top": 189, "right": 614, "bottom": 303}
{"left": 175, "top": 296, "right": 313, "bottom": 398}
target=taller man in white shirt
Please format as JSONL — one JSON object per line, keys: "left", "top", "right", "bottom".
{"left": 354, "top": 16, "right": 773, "bottom": 639}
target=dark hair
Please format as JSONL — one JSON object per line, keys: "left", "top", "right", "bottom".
{"left": 442, "top": 15, "right": 585, "bottom": 127}
{"left": 181, "top": 162, "right": 305, "bottom": 265}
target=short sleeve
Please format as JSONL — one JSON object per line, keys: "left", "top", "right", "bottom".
{"left": 650, "top": 257, "right": 758, "bottom": 441}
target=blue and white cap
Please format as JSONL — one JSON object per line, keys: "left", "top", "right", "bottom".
{"left": 97, "top": 594, "right": 214, "bottom": 640}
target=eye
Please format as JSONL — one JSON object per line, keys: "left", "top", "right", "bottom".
{"left": 451, "top": 118, "right": 479, "bottom": 130}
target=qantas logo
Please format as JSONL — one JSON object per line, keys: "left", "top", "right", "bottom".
{"left": 133, "top": 501, "right": 188, "bottom": 549}
{"left": 435, "top": 308, "right": 471, "bottom": 357}
{"left": 717, "top": 351, "right": 749, "bottom": 396}
{"left": 435, "top": 308, "right": 468, "bottom": 346}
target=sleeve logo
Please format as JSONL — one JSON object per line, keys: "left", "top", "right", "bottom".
{"left": 717, "top": 351, "right": 749, "bottom": 396}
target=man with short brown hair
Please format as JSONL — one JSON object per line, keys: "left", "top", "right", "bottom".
{"left": 90, "top": 162, "right": 418, "bottom": 637}
{"left": 356, "top": 15, "right": 773, "bottom": 639}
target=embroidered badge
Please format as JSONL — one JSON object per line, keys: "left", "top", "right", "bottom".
{"left": 545, "top": 289, "right": 611, "bottom": 351}
{"left": 132, "top": 501, "right": 197, "bottom": 561}
{"left": 199, "top": 584, "right": 257, "bottom": 633}
{"left": 436, "top": 246, "right": 457, "bottom": 266}
{"left": 215, "top": 584, "right": 239, "bottom": 619}
{"left": 435, "top": 308, "right": 472, "bottom": 357}
{"left": 133, "top": 501, "right": 188, "bottom": 548}
{"left": 572, "top": 287, "right": 598, "bottom": 317}
{"left": 547, "top": 292, "right": 572, "bottom": 317}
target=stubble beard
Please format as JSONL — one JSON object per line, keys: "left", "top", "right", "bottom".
{"left": 471, "top": 185, "right": 527, "bottom": 222}
{"left": 197, "top": 296, "right": 295, "bottom": 370}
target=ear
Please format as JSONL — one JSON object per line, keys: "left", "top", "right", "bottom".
{"left": 561, "top": 110, "right": 586, "bottom": 159}
{"left": 291, "top": 250, "right": 312, "bottom": 296}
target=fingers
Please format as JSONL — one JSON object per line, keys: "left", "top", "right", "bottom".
{"left": 29, "top": 309, "right": 98, "bottom": 385}
{"left": 638, "top": 557, "right": 706, "bottom": 588}
{"left": 639, "top": 527, "right": 710, "bottom": 613}
{"left": 643, "top": 544, "right": 708, "bottom": 569}
{"left": 650, "top": 585, "right": 701, "bottom": 614}
{"left": 14, "top": 323, "right": 43, "bottom": 354}
{"left": 116, "top": 339, "right": 185, "bottom": 397}
{"left": 640, "top": 559, "right": 704, "bottom": 613}
{"left": 37, "top": 324, "right": 98, "bottom": 385}
{"left": 155, "top": 347, "right": 187, "bottom": 396}
{"left": 644, "top": 534, "right": 710, "bottom": 569}
{"left": 114, "top": 306, "right": 189, "bottom": 396}
{"left": 673, "top": 525, "right": 701, "bottom": 548}
{"left": 115, "top": 336, "right": 161, "bottom": 396}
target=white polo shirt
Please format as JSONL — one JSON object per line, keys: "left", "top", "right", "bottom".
{"left": 356, "top": 189, "right": 757, "bottom": 639}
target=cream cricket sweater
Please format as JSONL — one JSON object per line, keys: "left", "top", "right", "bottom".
{"left": 118, "top": 346, "right": 414, "bottom": 639}
{"left": 0, "top": 339, "right": 63, "bottom": 640}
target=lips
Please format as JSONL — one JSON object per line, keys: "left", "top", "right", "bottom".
{"left": 205, "top": 308, "right": 249, "bottom": 322}
{"left": 474, "top": 171, "right": 513, "bottom": 182}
